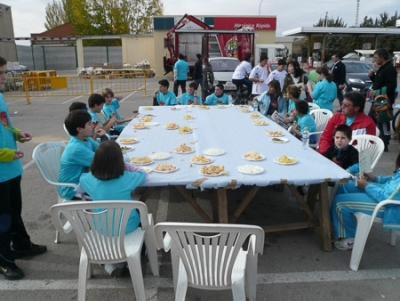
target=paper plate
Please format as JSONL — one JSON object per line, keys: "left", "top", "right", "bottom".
{"left": 190, "top": 155, "right": 213, "bottom": 165}
{"left": 270, "top": 137, "right": 289, "bottom": 143}
{"left": 203, "top": 148, "right": 225, "bottom": 156}
{"left": 153, "top": 164, "right": 178, "bottom": 173}
{"left": 149, "top": 152, "right": 171, "bottom": 160}
{"left": 242, "top": 153, "right": 265, "bottom": 161}
{"left": 119, "top": 138, "right": 138, "bottom": 144}
{"left": 237, "top": 165, "right": 264, "bottom": 175}
{"left": 273, "top": 157, "right": 297, "bottom": 165}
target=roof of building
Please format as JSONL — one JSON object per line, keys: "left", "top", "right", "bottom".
{"left": 283, "top": 27, "right": 400, "bottom": 37}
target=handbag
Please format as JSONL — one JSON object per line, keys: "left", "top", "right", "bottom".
{"left": 372, "top": 94, "right": 393, "bottom": 123}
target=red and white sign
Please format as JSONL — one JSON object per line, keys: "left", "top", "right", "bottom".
{"left": 214, "top": 17, "right": 276, "bottom": 31}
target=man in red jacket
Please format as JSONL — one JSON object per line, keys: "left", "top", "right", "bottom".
{"left": 318, "top": 91, "right": 376, "bottom": 154}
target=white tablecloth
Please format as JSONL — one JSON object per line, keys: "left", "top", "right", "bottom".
{"left": 117, "top": 105, "right": 351, "bottom": 189}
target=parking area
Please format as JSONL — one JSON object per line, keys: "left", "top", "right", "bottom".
{"left": 1, "top": 75, "right": 400, "bottom": 300}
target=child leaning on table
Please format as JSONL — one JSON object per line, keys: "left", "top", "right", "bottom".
{"left": 289, "top": 100, "right": 318, "bottom": 144}
{"left": 101, "top": 88, "right": 138, "bottom": 125}
{"left": 322, "top": 124, "right": 359, "bottom": 174}
{"left": 178, "top": 82, "right": 199, "bottom": 105}
{"left": 79, "top": 140, "right": 148, "bottom": 276}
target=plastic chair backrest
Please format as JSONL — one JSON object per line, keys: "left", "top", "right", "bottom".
{"left": 154, "top": 222, "right": 264, "bottom": 288}
{"left": 350, "top": 134, "right": 385, "bottom": 170}
{"left": 308, "top": 103, "right": 320, "bottom": 111}
{"left": 51, "top": 201, "right": 150, "bottom": 263}
{"left": 310, "top": 109, "right": 333, "bottom": 132}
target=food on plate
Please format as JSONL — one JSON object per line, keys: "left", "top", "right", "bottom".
{"left": 197, "top": 105, "right": 209, "bottom": 110}
{"left": 120, "top": 146, "right": 133, "bottom": 153}
{"left": 154, "top": 164, "right": 177, "bottom": 172}
{"left": 143, "top": 106, "right": 153, "bottom": 110}
{"left": 253, "top": 119, "right": 267, "bottom": 125}
{"left": 241, "top": 108, "right": 251, "bottom": 113}
{"left": 177, "top": 126, "right": 193, "bottom": 133}
{"left": 217, "top": 105, "right": 226, "bottom": 108}
{"left": 119, "top": 138, "right": 138, "bottom": 144}
{"left": 272, "top": 137, "right": 284, "bottom": 142}
{"left": 250, "top": 113, "right": 260, "bottom": 118}
{"left": 277, "top": 155, "right": 297, "bottom": 164}
{"left": 190, "top": 155, "right": 212, "bottom": 164}
{"left": 141, "top": 116, "right": 152, "bottom": 123}
{"left": 267, "top": 130, "right": 283, "bottom": 137}
{"left": 129, "top": 156, "right": 153, "bottom": 165}
{"left": 200, "top": 165, "right": 225, "bottom": 175}
{"left": 183, "top": 114, "right": 194, "bottom": 119}
{"left": 244, "top": 152, "right": 264, "bottom": 160}
{"left": 133, "top": 123, "right": 146, "bottom": 129}
{"left": 165, "top": 122, "right": 179, "bottom": 129}
{"left": 142, "top": 167, "right": 152, "bottom": 173}
{"left": 173, "top": 143, "right": 193, "bottom": 153}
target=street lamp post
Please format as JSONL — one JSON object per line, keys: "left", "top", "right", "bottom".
{"left": 259, "top": 0, "right": 264, "bottom": 15}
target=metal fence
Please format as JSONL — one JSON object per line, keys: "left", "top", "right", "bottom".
{"left": 2, "top": 70, "right": 148, "bottom": 104}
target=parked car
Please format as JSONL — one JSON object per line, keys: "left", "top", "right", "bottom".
{"left": 323, "top": 60, "right": 373, "bottom": 95}
{"left": 208, "top": 57, "right": 240, "bottom": 91}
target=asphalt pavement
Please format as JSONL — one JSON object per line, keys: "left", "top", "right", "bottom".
{"left": 1, "top": 74, "right": 400, "bottom": 301}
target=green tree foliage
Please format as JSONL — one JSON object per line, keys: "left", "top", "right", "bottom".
{"left": 44, "top": 0, "right": 70, "bottom": 30}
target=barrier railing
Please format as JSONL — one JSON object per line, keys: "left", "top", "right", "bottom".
{"left": 1, "top": 71, "right": 148, "bottom": 104}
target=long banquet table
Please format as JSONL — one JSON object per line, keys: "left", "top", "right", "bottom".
{"left": 117, "top": 105, "right": 351, "bottom": 251}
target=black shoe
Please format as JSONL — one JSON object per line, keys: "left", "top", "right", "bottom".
{"left": 11, "top": 243, "right": 47, "bottom": 259}
{"left": 0, "top": 262, "right": 24, "bottom": 280}
{"left": 384, "top": 145, "right": 389, "bottom": 152}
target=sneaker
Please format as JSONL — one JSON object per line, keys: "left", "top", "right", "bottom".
{"left": 104, "top": 263, "right": 126, "bottom": 277}
{"left": 11, "top": 243, "right": 47, "bottom": 259}
{"left": 334, "top": 238, "right": 354, "bottom": 250}
{"left": 0, "top": 262, "right": 24, "bottom": 280}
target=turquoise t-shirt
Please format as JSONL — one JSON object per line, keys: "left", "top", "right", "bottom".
{"left": 79, "top": 171, "right": 146, "bottom": 233}
{"left": 204, "top": 93, "right": 229, "bottom": 105}
{"left": 174, "top": 59, "right": 189, "bottom": 80}
{"left": 178, "top": 93, "right": 197, "bottom": 105}
{"left": 156, "top": 91, "right": 177, "bottom": 106}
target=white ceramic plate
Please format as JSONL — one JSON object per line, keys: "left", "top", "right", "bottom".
{"left": 129, "top": 158, "right": 154, "bottom": 166}
{"left": 203, "top": 148, "right": 225, "bottom": 156}
{"left": 266, "top": 131, "right": 284, "bottom": 137}
{"left": 270, "top": 137, "right": 289, "bottom": 143}
{"left": 190, "top": 156, "right": 213, "bottom": 165}
{"left": 242, "top": 153, "right": 265, "bottom": 161}
{"left": 153, "top": 164, "right": 178, "bottom": 173}
{"left": 273, "top": 157, "right": 298, "bottom": 165}
{"left": 237, "top": 165, "right": 264, "bottom": 175}
{"left": 119, "top": 138, "right": 138, "bottom": 144}
{"left": 149, "top": 152, "right": 171, "bottom": 160}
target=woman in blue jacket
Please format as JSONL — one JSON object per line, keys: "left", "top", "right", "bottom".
{"left": 307, "top": 66, "right": 337, "bottom": 112}
{"left": 253, "top": 79, "right": 286, "bottom": 118}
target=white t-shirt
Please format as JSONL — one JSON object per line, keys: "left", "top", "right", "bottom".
{"left": 266, "top": 70, "right": 288, "bottom": 90}
{"left": 249, "top": 64, "right": 270, "bottom": 95}
{"left": 232, "top": 61, "right": 252, "bottom": 80}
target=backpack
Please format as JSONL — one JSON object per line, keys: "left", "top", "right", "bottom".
{"left": 372, "top": 94, "right": 393, "bottom": 123}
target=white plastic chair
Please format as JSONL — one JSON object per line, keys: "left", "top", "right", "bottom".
{"left": 350, "top": 199, "right": 400, "bottom": 271}
{"left": 308, "top": 102, "right": 320, "bottom": 112}
{"left": 154, "top": 222, "right": 265, "bottom": 301}
{"left": 308, "top": 109, "right": 333, "bottom": 148}
{"left": 32, "top": 141, "right": 76, "bottom": 243}
{"left": 350, "top": 134, "right": 385, "bottom": 170}
{"left": 51, "top": 201, "right": 159, "bottom": 301}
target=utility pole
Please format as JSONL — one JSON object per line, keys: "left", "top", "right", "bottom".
{"left": 325, "top": 12, "right": 328, "bottom": 27}
{"left": 259, "top": 0, "right": 264, "bottom": 15}
{"left": 355, "top": 0, "right": 360, "bottom": 27}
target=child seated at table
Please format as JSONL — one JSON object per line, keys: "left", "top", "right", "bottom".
{"left": 178, "top": 82, "right": 199, "bottom": 105}
{"left": 59, "top": 110, "right": 102, "bottom": 200}
{"left": 79, "top": 140, "right": 147, "bottom": 276}
{"left": 322, "top": 124, "right": 359, "bottom": 174}
{"left": 88, "top": 93, "right": 120, "bottom": 135}
{"left": 289, "top": 100, "right": 318, "bottom": 144}
{"left": 253, "top": 80, "right": 286, "bottom": 118}
{"left": 102, "top": 88, "right": 137, "bottom": 127}
{"left": 204, "top": 83, "right": 229, "bottom": 105}
{"left": 153, "top": 79, "right": 177, "bottom": 106}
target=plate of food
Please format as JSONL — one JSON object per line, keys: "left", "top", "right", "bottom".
{"left": 241, "top": 108, "right": 251, "bottom": 113}
{"left": 153, "top": 164, "right": 178, "bottom": 173}
{"left": 237, "top": 165, "right": 264, "bottom": 175}
{"left": 164, "top": 122, "right": 180, "bottom": 130}
{"left": 190, "top": 155, "right": 213, "bottom": 165}
{"left": 143, "top": 106, "right": 153, "bottom": 110}
{"left": 266, "top": 130, "right": 284, "bottom": 137}
{"left": 203, "top": 148, "right": 225, "bottom": 156}
{"left": 197, "top": 105, "right": 209, "bottom": 110}
{"left": 143, "top": 113, "right": 155, "bottom": 117}
{"left": 119, "top": 138, "right": 138, "bottom": 144}
{"left": 253, "top": 119, "right": 268, "bottom": 126}
{"left": 250, "top": 113, "right": 261, "bottom": 118}
{"left": 273, "top": 155, "right": 298, "bottom": 165}
{"left": 120, "top": 146, "right": 133, "bottom": 153}
{"left": 129, "top": 156, "right": 154, "bottom": 166}
{"left": 132, "top": 123, "right": 147, "bottom": 129}
{"left": 217, "top": 105, "right": 227, "bottom": 109}
{"left": 199, "top": 165, "right": 227, "bottom": 177}
{"left": 142, "top": 167, "right": 152, "bottom": 173}
{"left": 243, "top": 152, "right": 265, "bottom": 161}
{"left": 270, "top": 137, "right": 289, "bottom": 143}
{"left": 171, "top": 106, "right": 181, "bottom": 110}
{"left": 183, "top": 114, "right": 195, "bottom": 120}
{"left": 149, "top": 152, "right": 171, "bottom": 160}
{"left": 144, "top": 121, "right": 160, "bottom": 126}
{"left": 177, "top": 126, "right": 193, "bottom": 134}
{"left": 173, "top": 143, "right": 195, "bottom": 154}
{"left": 140, "top": 116, "right": 152, "bottom": 123}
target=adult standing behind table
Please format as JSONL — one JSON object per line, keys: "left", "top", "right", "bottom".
{"left": 0, "top": 56, "right": 47, "bottom": 280}
{"left": 368, "top": 48, "right": 398, "bottom": 152}
{"left": 282, "top": 60, "right": 308, "bottom": 101}
{"left": 232, "top": 53, "right": 254, "bottom": 100}
{"left": 173, "top": 53, "right": 189, "bottom": 97}
{"left": 192, "top": 54, "right": 203, "bottom": 91}
{"left": 318, "top": 91, "right": 376, "bottom": 154}
{"left": 201, "top": 57, "right": 214, "bottom": 104}
{"left": 266, "top": 59, "right": 288, "bottom": 91}
{"left": 249, "top": 54, "right": 271, "bottom": 97}
{"left": 307, "top": 66, "right": 337, "bottom": 112}
{"left": 331, "top": 53, "right": 346, "bottom": 111}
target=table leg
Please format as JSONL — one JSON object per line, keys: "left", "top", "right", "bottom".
{"left": 318, "top": 182, "right": 332, "bottom": 251}
{"left": 174, "top": 186, "right": 212, "bottom": 223}
{"left": 138, "top": 187, "right": 154, "bottom": 202}
{"left": 229, "top": 186, "right": 260, "bottom": 223}
{"left": 216, "top": 188, "right": 228, "bottom": 223}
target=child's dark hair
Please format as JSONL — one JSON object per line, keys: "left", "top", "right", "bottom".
{"left": 102, "top": 87, "right": 114, "bottom": 98}
{"left": 69, "top": 102, "right": 88, "bottom": 112}
{"left": 88, "top": 93, "right": 106, "bottom": 108}
{"left": 188, "top": 81, "right": 198, "bottom": 90}
{"left": 268, "top": 79, "right": 281, "bottom": 96}
{"left": 215, "top": 83, "right": 224, "bottom": 91}
{"left": 295, "top": 100, "right": 309, "bottom": 115}
{"left": 333, "top": 124, "right": 352, "bottom": 140}
{"left": 90, "top": 140, "right": 125, "bottom": 180}
{"left": 64, "top": 110, "right": 91, "bottom": 136}
{"left": 287, "top": 85, "right": 301, "bottom": 99}
{"left": 158, "top": 79, "right": 169, "bottom": 88}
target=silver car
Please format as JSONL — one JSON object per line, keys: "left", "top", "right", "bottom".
{"left": 208, "top": 57, "right": 240, "bottom": 91}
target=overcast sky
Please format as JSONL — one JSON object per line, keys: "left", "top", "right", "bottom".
{"left": 1, "top": 0, "right": 399, "bottom": 45}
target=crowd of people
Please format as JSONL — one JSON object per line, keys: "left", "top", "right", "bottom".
{"left": 0, "top": 48, "right": 398, "bottom": 281}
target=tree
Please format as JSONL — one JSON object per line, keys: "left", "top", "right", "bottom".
{"left": 44, "top": 0, "right": 70, "bottom": 30}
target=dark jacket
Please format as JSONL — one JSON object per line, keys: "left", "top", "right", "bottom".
{"left": 193, "top": 59, "right": 203, "bottom": 80}
{"left": 202, "top": 65, "right": 214, "bottom": 91}
{"left": 322, "top": 144, "right": 359, "bottom": 172}
{"left": 369, "top": 61, "right": 398, "bottom": 104}
{"left": 331, "top": 60, "right": 346, "bottom": 86}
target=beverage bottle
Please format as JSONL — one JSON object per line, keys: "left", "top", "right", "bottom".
{"left": 302, "top": 127, "right": 309, "bottom": 150}
{"left": 228, "top": 95, "right": 233, "bottom": 106}
{"left": 253, "top": 100, "right": 258, "bottom": 112}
